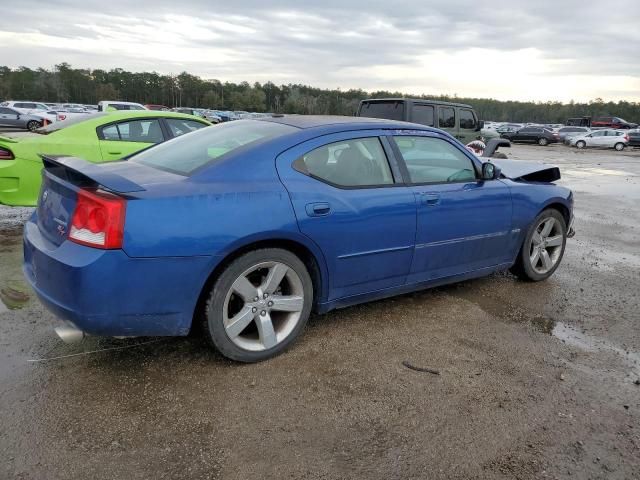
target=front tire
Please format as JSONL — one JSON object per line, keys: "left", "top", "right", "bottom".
{"left": 538, "top": 137, "right": 549, "bottom": 146}
{"left": 203, "top": 248, "right": 313, "bottom": 362}
{"left": 614, "top": 142, "right": 625, "bottom": 151}
{"left": 576, "top": 140, "right": 586, "bottom": 149}
{"left": 510, "top": 209, "right": 567, "bottom": 281}
{"left": 26, "top": 120, "right": 40, "bottom": 131}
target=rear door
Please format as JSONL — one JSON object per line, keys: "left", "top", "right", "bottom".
{"left": 276, "top": 131, "right": 417, "bottom": 301}
{"left": 390, "top": 132, "right": 513, "bottom": 282}
{"left": 0, "top": 107, "right": 20, "bottom": 127}
{"left": 438, "top": 106, "right": 458, "bottom": 141}
{"left": 97, "top": 118, "right": 166, "bottom": 161}
{"left": 588, "top": 130, "right": 607, "bottom": 147}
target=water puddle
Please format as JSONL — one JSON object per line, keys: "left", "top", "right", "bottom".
{"left": 0, "top": 281, "right": 31, "bottom": 310}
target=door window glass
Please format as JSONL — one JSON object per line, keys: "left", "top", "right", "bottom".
{"left": 297, "top": 137, "right": 394, "bottom": 187}
{"left": 394, "top": 136, "right": 476, "bottom": 184}
{"left": 412, "top": 105, "right": 434, "bottom": 126}
{"left": 117, "top": 119, "right": 164, "bottom": 143}
{"left": 165, "top": 118, "right": 207, "bottom": 137}
{"left": 459, "top": 109, "right": 476, "bottom": 129}
{"left": 438, "top": 107, "right": 455, "bottom": 128}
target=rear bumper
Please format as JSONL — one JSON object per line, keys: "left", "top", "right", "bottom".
{"left": 23, "top": 218, "right": 214, "bottom": 337}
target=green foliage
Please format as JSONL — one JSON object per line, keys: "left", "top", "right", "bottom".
{"left": 0, "top": 64, "right": 638, "bottom": 123}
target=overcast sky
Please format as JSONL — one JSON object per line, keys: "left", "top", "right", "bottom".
{"left": 1, "top": 1, "right": 638, "bottom": 102}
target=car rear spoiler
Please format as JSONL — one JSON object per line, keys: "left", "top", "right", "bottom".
{"left": 41, "top": 154, "right": 146, "bottom": 194}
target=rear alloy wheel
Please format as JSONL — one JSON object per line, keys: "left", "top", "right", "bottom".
{"left": 538, "top": 137, "right": 549, "bottom": 146}
{"left": 576, "top": 140, "right": 586, "bottom": 149}
{"left": 511, "top": 209, "right": 567, "bottom": 281}
{"left": 204, "top": 248, "right": 313, "bottom": 362}
{"left": 614, "top": 142, "right": 625, "bottom": 151}
{"left": 26, "top": 120, "right": 40, "bottom": 131}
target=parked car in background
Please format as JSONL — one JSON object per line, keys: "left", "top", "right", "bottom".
{"left": 501, "top": 127, "right": 560, "bottom": 146}
{"left": 569, "top": 129, "right": 629, "bottom": 150}
{"left": 0, "top": 106, "right": 52, "bottom": 131}
{"left": 357, "top": 98, "right": 484, "bottom": 144}
{"left": 0, "top": 101, "right": 58, "bottom": 123}
{"left": 627, "top": 129, "right": 640, "bottom": 147}
{"left": 97, "top": 101, "right": 147, "bottom": 112}
{"left": 201, "top": 110, "right": 223, "bottom": 123}
{"left": 23, "top": 115, "right": 573, "bottom": 362}
{"left": 591, "top": 116, "right": 638, "bottom": 130}
{"left": 557, "top": 126, "right": 591, "bottom": 143}
{"left": 566, "top": 117, "right": 591, "bottom": 127}
{"left": 55, "top": 107, "right": 93, "bottom": 122}
{"left": 144, "top": 104, "right": 170, "bottom": 111}
{"left": 0, "top": 111, "right": 210, "bottom": 206}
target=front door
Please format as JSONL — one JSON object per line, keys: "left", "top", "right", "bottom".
{"left": 276, "top": 131, "right": 417, "bottom": 301}
{"left": 0, "top": 108, "right": 20, "bottom": 127}
{"left": 390, "top": 133, "right": 513, "bottom": 283}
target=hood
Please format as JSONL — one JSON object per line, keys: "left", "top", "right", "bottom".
{"left": 487, "top": 158, "right": 561, "bottom": 183}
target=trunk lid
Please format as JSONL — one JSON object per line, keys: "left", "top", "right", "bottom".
{"left": 36, "top": 155, "right": 179, "bottom": 247}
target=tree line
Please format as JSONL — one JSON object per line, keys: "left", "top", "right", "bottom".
{"left": 1, "top": 63, "right": 638, "bottom": 124}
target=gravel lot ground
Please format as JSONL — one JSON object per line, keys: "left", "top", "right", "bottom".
{"left": 1, "top": 143, "right": 639, "bottom": 479}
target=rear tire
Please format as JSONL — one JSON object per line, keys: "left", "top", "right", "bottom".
{"left": 203, "top": 248, "right": 313, "bottom": 362}
{"left": 538, "top": 137, "right": 549, "bottom": 146}
{"left": 576, "top": 140, "right": 586, "bottom": 149}
{"left": 614, "top": 142, "right": 625, "bottom": 151}
{"left": 510, "top": 209, "right": 567, "bottom": 282}
{"left": 26, "top": 120, "right": 40, "bottom": 131}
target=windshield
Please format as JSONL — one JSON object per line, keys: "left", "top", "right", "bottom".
{"left": 358, "top": 101, "right": 404, "bottom": 121}
{"left": 34, "top": 113, "right": 107, "bottom": 134}
{"left": 131, "top": 120, "right": 297, "bottom": 175}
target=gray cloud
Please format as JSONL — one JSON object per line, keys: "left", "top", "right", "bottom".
{"left": 1, "top": 0, "right": 639, "bottom": 101}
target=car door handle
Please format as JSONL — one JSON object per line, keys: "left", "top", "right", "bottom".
{"left": 305, "top": 202, "right": 331, "bottom": 217}
{"left": 421, "top": 193, "right": 440, "bottom": 206}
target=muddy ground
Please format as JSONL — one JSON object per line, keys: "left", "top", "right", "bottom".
{"left": 1, "top": 144, "right": 639, "bottom": 479}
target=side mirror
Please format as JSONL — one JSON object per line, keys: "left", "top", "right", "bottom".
{"left": 482, "top": 161, "right": 501, "bottom": 180}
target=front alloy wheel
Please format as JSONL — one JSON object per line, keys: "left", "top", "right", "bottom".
{"left": 27, "top": 120, "right": 40, "bottom": 131}
{"left": 204, "top": 248, "right": 313, "bottom": 362}
{"left": 538, "top": 137, "right": 549, "bottom": 146}
{"left": 576, "top": 140, "right": 586, "bottom": 149}
{"left": 511, "top": 209, "right": 567, "bottom": 281}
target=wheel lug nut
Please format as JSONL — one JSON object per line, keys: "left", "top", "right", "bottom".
{"left": 263, "top": 293, "right": 269, "bottom": 299}
{"left": 253, "top": 296, "right": 259, "bottom": 302}
{"left": 252, "top": 307, "right": 257, "bottom": 313}
{"left": 260, "top": 310, "right": 266, "bottom": 316}
{"left": 268, "top": 301, "right": 273, "bottom": 307}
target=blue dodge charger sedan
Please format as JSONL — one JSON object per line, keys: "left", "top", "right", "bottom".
{"left": 23, "top": 116, "right": 574, "bottom": 362}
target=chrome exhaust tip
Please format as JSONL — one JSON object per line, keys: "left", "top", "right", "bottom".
{"left": 54, "top": 321, "right": 85, "bottom": 343}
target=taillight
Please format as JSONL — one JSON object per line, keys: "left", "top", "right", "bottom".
{"left": 42, "top": 119, "right": 51, "bottom": 126}
{"left": 624, "top": 135, "right": 629, "bottom": 141}
{"left": 0, "top": 147, "right": 14, "bottom": 160}
{"left": 58, "top": 114, "right": 66, "bottom": 121}
{"left": 69, "top": 189, "right": 126, "bottom": 249}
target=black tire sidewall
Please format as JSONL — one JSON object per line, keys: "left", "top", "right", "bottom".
{"left": 205, "top": 248, "right": 313, "bottom": 362}
{"left": 517, "top": 209, "right": 567, "bottom": 281}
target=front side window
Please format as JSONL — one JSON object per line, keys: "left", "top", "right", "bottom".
{"left": 591, "top": 131, "right": 605, "bottom": 137}
{"left": 296, "top": 137, "right": 394, "bottom": 187}
{"left": 459, "top": 109, "right": 476, "bottom": 130}
{"left": 438, "top": 107, "right": 455, "bottom": 128}
{"left": 166, "top": 118, "right": 208, "bottom": 137}
{"left": 394, "top": 136, "right": 476, "bottom": 184}
{"left": 412, "top": 105, "right": 434, "bottom": 126}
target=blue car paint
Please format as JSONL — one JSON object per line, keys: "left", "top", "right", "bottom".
{"left": 23, "top": 117, "right": 573, "bottom": 337}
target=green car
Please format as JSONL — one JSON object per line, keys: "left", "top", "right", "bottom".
{"left": 0, "top": 111, "right": 211, "bottom": 206}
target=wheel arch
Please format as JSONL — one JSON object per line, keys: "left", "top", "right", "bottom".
{"left": 190, "top": 233, "right": 328, "bottom": 332}
{"left": 540, "top": 200, "right": 571, "bottom": 226}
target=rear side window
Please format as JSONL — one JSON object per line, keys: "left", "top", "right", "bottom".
{"left": 359, "top": 101, "right": 404, "bottom": 121}
{"left": 99, "top": 119, "right": 164, "bottom": 143}
{"left": 295, "top": 137, "right": 394, "bottom": 188}
{"left": 412, "top": 105, "right": 434, "bottom": 126}
{"left": 394, "top": 136, "right": 476, "bottom": 184}
{"left": 131, "top": 120, "right": 296, "bottom": 175}
{"left": 459, "top": 109, "right": 476, "bottom": 129}
{"left": 166, "top": 118, "right": 207, "bottom": 137}
{"left": 438, "top": 107, "right": 455, "bottom": 128}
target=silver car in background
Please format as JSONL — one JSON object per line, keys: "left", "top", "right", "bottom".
{"left": 0, "top": 106, "right": 50, "bottom": 131}
{"left": 570, "top": 129, "right": 629, "bottom": 151}
{"left": 558, "top": 126, "right": 591, "bottom": 144}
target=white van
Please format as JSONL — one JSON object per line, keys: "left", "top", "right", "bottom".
{"left": 98, "top": 101, "right": 147, "bottom": 112}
